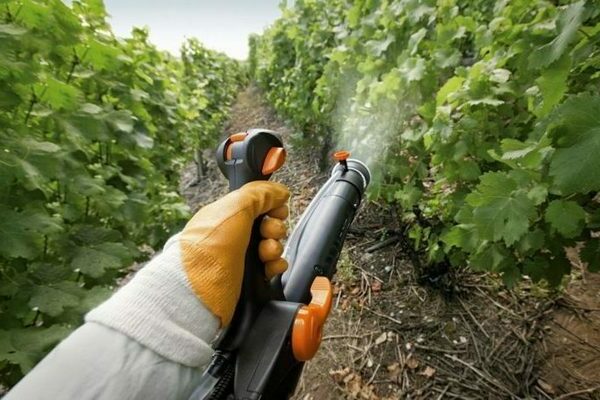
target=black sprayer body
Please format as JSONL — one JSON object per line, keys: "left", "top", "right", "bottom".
{"left": 282, "top": 159, "right": 371, "bottom": 303}
{"left": 232, "top": 158, "right": 371, "bottom": 399}
{"left": 190, "top": 129, "right": 370, "bottom": 400}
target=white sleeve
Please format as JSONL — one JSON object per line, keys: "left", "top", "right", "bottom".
{"left": 5, "top": 322, "right": 206, "bottom": 400}
{"left": 85, "top": 235, "right": 220, "bottom": 367}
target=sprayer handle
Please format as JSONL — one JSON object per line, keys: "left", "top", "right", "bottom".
{"left": 216, "top": 129, "right": 285, "bottom": 190}
{"left": 215, "top": 129, "right": 286, "bottom": 351}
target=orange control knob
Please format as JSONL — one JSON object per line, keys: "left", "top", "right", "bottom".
{"left": 262, "top": 147, "right": 286, "bottom": 175}
{"left": 333, "top": 150, "right": 350, "bottom": 171}
{"left": 291, "top": 276, "right": 333, "bottom": 361}
{"left": 229, "top": 132, "right": 248, "bottom": 142}
{"left": 225, "top": 132, "right": 248, "bottom": 160}
{"left": 333, "top": 150, "right": 351, "bottom": 161}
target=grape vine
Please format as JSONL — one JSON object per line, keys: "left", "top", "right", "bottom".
{"left": 0, "top": 0, "right": 242, "bottom": 386}
{"left": 249, "top": 0, "right": 600, "bottom": 286}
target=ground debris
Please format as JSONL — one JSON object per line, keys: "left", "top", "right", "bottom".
{"left": 420, "top": 366, "right": 436, "bottom": 378}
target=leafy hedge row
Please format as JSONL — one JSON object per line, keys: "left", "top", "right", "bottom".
{"left": 250, "top": 0, "right": 600, "bottom": 286}
{"left": 0, "top": 0, "right": 242, "bottom": 386}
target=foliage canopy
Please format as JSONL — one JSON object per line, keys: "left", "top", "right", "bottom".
{"left": 0, "top": 0, "right": 242, "bottom": 386}
{"left": 249, "top": 0, "right": 600, "bottom": 288}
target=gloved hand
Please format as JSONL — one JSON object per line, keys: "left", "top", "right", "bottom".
{"left": 180, "top": 180, "right": 290, "bottom": 326}
{"left": 86, "top": 181, "right": 290, "bottom": 367}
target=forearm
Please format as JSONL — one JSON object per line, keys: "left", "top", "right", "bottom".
{"left": 5, "top": 322, "right": 205, "bottom": 400}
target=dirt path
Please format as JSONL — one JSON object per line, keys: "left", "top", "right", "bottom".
{"left": 181, "top": 86, "right": 600, "bottom": 400}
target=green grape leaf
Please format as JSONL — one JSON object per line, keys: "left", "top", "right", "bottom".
{"left": 0, "top": 207, "right": 62, "bottom": 259}
{"left": 458, "top": 159, "right": 481, "bottom": 181}
{"left": 17, "top": 0, "right": 50, "bottom": 29}
{"left": 71, "top": 225, "right": 122, "bottom": 245}
{"left": 433, "top": 48, "right": 460, "bottom": 69}
{"left": 82, "top": 0, "right": 107, "bottom": 18}
{"left": 28, "top": 284, "right": 80, "bottom": 317}
{"left": 500, "top": 265, "right": 521, "bottom": 288}
{"left": 523, "top": 257, "right": 547, "bottom": 283}
{"left": 527, "top": 185, "right": 548, "bottom": 206}
{"left": 25, "top": 207, "right": 63, "bottom": 235}
{"left": 466, "top": 172, "right": 536, "bottom": 245}
{"left": 534, "top": 54, "right": 571, "bottom": 117}
{"left": 71, "top": 245, "right": 125, "bottom": 278}
{"left": 549, "top": 94, "right": 600, "bottom": 195}
{"left": 61, "top": 113, "right": 110, "bottom": 142}
{"left": 366, "top": 35, "right": 394, "bottom": 57}
{"left": 19, "top": 138, "right": 60, "bottom": 154}
{"left": 436, "top": 76, "right": 464, "bottom": 106}
{"left": 106, "top": 110, "right": 134, "bottom": 133}
{"left": 133, "top": 131, "right": 154, "bottom": 149}
{"left": 581, "top": 240, "right": 600, "bottom": 272}
{"left": 529, "top": 1, "right": 585, "bottom": 68}
{"left": 407, "top": 28, "right": 427, "bottom": 55}
{"left": 14, "top": 158, "right": 47, "bottom": 192}
{"left": 500, "top": 135, "right": 552, "bottom": 170}
{"left": 516, "top": 229, "right": 546, "bottom": 253}
{"left": 545, "top": 199, "right": 586, "bottom": 238}
{"left": 0, "top": 325, "right": 72, "bottom": 373}
{"left": 490, "top": 69, "right": 510, "bottom": 84}
{"left": 78, "top": 286, "right": 113, "bottom": 312}
{"left": 50, "top": 0, "right": 82, "bottom": 41}
{"left": 28, "top": 262, "right": 72, "bottom": 283}
{"left": 80, "top": 103, "right": 103, "bottom": 114}
{"left": 85, "top": 39, "right": 122, "bottom": 71}
{"left": 469, "top": 243, "right": 511, "bottom": 272}
{"left": 70, "top": 174, "right": 106, "bottom": 197}
{"left": 500, "top": 139, "right": 537, "bottom": 159}
{"left": 97, "top": 186, "right": 128, "bottom": 210}
{"left": 130, "top": 88, "right": 150, "bottom": 101}
{"left": 0, "top": 24, "right": 27, "bottom": 36}
{"left": 94, "top": 242, "right": 135, "bottom": 264}
{"left": 30, "top": 103, "right": 53, "bottom": 117}
{"left": 373, "top": 70, "right": 402, "bottom": 99}
{"left": 398, "top": 56, "right": 426, "bottom": 82}
{"left": 524, "top": 253, "right": 571, "bottom": 286}
{"left": 40, "top": 77, "right": 81, "bottom": 111}
{"left": 135, "top": 68, "right": 154, "bottom": 85}
{"left": 466, "top": 98, "right": 504, "bottom": 107}
{"left": 394, "top": 186, "right": 422, "bottom": 209}
{"left": 442, "top": 224, "right": 477, "bottom": 252}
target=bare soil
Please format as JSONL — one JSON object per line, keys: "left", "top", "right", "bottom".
{"left": 181, "top": 86, "right": 600, "bottom": 400}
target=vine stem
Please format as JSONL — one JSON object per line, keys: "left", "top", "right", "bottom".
{"left": 24, "top": 86, "right": 47, "bottom": 124}
{"left": 578, "top": 28, "right": 592, "bottom": 40}
{"left": 66, "top": 52, "right": 79, "bottom": 83}
{"left": 24, "top": 92, "right": 36, "bottom": 124}
{"left": 43, "top": 235, "right": 48, "bottom": 259}
{"left": 85, "top": 196, "right": 90, "bottom": 219}
{"left": 31, "top": 309, "right": 41, "bottom": 327}
{"left": 4, "top": 4, "right": 13, "bottom": 22}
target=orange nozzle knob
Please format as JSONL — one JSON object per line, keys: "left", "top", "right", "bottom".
{"left": 262, "top": 147, "right": 286, "bottom": 175}
{"left": 333, "top": 150, "right": 350, "bottom": 161}
{"left": 291, "top": 277, "right": 333, "bottom": 361}
{"left": 225, "top": 132, "right": 248, "bottom": 160}
{"left": 229, "top": 132, "right": 248, "bottom": 142}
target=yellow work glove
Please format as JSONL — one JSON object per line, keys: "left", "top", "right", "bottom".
{"left": 86, "top": 181, "right": 290, "bottom": 367}
{"left": 180, "top": 180, "right": 290, "bottom": 326}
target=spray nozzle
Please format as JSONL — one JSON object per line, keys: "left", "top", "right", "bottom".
{"left": 333, "top": 150, "right": 350, "bottom": 171}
